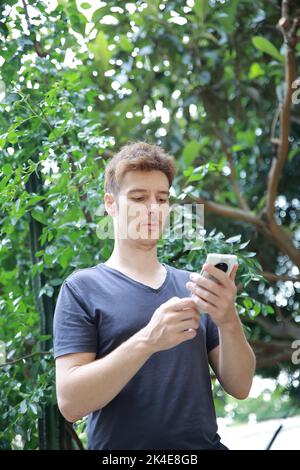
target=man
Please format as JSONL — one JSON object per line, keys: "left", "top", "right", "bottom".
{"left": 53, "top": 141, "right": 256, "bottom": 450}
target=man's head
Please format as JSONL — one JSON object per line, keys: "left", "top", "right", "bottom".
{"left": 104, "top": 141, "right": 177, "bottom": 244}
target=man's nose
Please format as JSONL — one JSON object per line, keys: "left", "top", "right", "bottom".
{"left": 146, "top": 199, "right": 160, "bottom": 217}
{"left": 146, "top": 196, "right": 159, "bottom": 208}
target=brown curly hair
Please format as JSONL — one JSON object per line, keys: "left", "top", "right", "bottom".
{"left": 104, "top": 140, "right": 177, "bottom": 194}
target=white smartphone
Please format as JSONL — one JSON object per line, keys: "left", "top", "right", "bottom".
{"left": 200, "top": 253, "right": 237, "bottom": 283}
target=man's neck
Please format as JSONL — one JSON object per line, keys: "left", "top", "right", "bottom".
{"left": 104, "top": 239, "right": 162, "bottom": 276}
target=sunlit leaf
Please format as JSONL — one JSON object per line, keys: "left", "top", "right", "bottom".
{"left": 252, "top": 36, "right": 284, "bottom": 62}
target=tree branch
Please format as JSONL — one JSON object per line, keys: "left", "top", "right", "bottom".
{"left": 266, "top": 0, "right": 299, "bottom": 218}
{"left": 64, "top": 421, "right": 85, "bottom": 450}
{"left": 226, "top": 151, "right": 250, "bottom": 211}
{"left": 250, "top": 316, "right": 300, "bottom": 340}
{"left": 268, "top": 217, "right": 300, "bottom": 267}
{"left": 261, "top": 271, "right": 300, "bottom": 283}
{"left": 213, "top": 127, "right": 250, "bottom": 211}
{"left": 250, "top": 339, "right": 294, "bottom": 369}
{"left": 0, "top": 350, "right": 51, "bottom": 368}
{"left": 62, "top": 136, "right": 93, "bottom": 226}
{"left": 21, "top": 0, "right": 47, "bottom": 58}
{"left": 182, "top": 195, "right": 264, "bottom": 227}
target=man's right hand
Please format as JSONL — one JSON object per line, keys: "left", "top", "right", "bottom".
{"left": 142, "top": 297, "right": 201, "bottom": 353}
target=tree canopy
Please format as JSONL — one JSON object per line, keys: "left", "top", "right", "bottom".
{"left": 0, "top": 0, "right": 299, "bottom": 449}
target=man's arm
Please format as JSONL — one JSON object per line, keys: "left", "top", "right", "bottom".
{"left": 208, "top": 315, "right": 256, "bottom": 399}
{"left": 56, "top": 329, "right": 153, "bottom": 423}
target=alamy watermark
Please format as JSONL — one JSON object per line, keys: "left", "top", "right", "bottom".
{"left": 0, "top": 341, "right": 6, "bottom": 364}
{"left": 292, "top": 77, "right": 300, "bottom": 104}
{"left": 95, "top": 201, "right": 205, "bottom": 241}
{"left": 291, "top": 339, "right": 300, "bottom": 365}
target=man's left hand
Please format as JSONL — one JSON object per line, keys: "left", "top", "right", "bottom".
{"left": 186, "top": 263, "right": 239, "bottom": 327}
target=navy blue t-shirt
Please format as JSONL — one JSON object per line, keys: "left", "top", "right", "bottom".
{"left": 53, "top": 262, "right": 227, "bottom": 450}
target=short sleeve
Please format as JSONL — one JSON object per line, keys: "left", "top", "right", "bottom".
{"left": 205, "top": 314, "right": 219, "bottom": 353}
{"left": 53, "top": 280, "right": 97, "bottom": 359}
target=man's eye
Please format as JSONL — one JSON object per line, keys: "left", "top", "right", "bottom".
{"left": 131, "top": 197, "right": 168, "bottom": 203}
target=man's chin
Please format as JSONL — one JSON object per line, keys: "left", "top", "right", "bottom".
{"left": 129, "top": 234, "right": 161, "bottom": 245}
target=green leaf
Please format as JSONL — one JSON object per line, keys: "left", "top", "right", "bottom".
{"left": 31, "top": 207, "right": 47, "bottom": 225}
{"left": 119, "top": 35, "right": 133, "bottom": 53}
{"left": 0, "top": 135, "right": 6, "bottom": 149}
{"left": 183, "top": 140, "right": 201, "bottom": 166}
{"left": 265, "top": 305, "right": 275, "bottom": 314}
{"left": 288, "top": 148, "right": 299, "bottom": 161}
{"left": 252, "top": 36, "right": 284, "bottom": 63}
{"left": 66, "top": 2, "right": 87, "bottom": 36}
{"left": 225, "top": 234, "right": 241, "bottom": 244}
{"left": 249, "top": 62, "right": 265, "bottom": 79}
{"left": 59, "top": 247, "right": 74, "bottom": 269}
{"left": 89, "top": 31, "right": 111, "bottom": 72}
{"left": 253, "top": 303, "right": 261, "bottom": 315}
{"left": 37, "top": 334, "right": 52, "bottom": 342}
{"left": 29, "top": 403, "right": 38, "bottom": 415}
{"left": 25, "top": 195, "right": 45, "bottom": 208}
{"left": 91, "top": 8, "right": 105, "bottom": 24}
{"left": 239, "top": 240, "right": 250, "bottom": 249}
{"left": 39, "top": 284, "right": 54, "bottom": 298}
{"left": 7, "top": 131, "right": 18, "bottom": 144}
{"left": 243, "top": 298, "right": 253, "bottom": 309}
{"left": 194, "top": 0, "right": 209, "bottom": 23}
{"left": 49, "top": 278, "right": 63, "bottom": 286}
{"left": 19, "top": 400, "right": 28, "bottom": 414}
{"left": 217, "top": 0, "right": 239, "bottom": 33}
{"left": 186, "top": 173, "right": 204, "bottom": 182}
{"left": 2, "top": 163, "right": 12, "bottom": 176}
{"left": 80, "top": 2, "right": 91, "bottom": 9}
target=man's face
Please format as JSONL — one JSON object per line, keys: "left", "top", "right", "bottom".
{"left": 109, "top": 170, "right": 170, "bottom": 243}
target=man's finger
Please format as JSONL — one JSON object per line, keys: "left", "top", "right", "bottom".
{"left": 202, "top": 264, "right": 231, "bottom": 287}
{"left": 186, "top": 276, "right": 219, "bottom": 296}
{"left": 229, "top": 263, "right": 239, "bottom": 281}
{"left": 169, "top": 297, "right": 198, "bottom": 311}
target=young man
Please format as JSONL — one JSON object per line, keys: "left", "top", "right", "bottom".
{"left": 53, "top": 141, "right": 256, "bottom": 450}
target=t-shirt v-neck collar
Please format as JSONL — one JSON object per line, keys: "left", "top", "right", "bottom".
{"left": 98, "top": 262, "right": 170, "bottom": 293}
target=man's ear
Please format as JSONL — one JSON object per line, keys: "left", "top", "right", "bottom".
{"left": 104, "top": 192, "right": 117, "bottom": 217}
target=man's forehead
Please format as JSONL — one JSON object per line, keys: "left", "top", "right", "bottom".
{"left": 118, "top": 170, "right": 170, "bottom": 195}
{"left": 121, "top": 169, "right": 169, "bottom": 184}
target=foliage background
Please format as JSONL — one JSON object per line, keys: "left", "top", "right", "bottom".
{"left": 0, "top": 0, "right": 299, "bottom": 449}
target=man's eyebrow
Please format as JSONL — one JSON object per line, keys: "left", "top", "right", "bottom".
{"left": 127, "top": 189, "right": 169, "bottom": 195}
